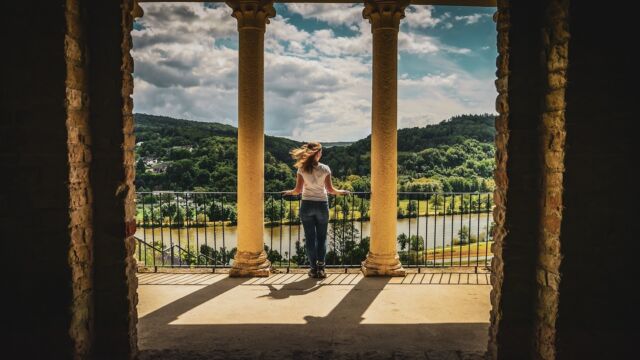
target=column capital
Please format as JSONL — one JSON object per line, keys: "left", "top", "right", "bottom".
{"left": 226, "top": 0, "right": 276, "bottom": 32}
{"left": 131, "top": 0, "right": 144, "bottom": 19}
{"left": 363, "top": 0, "right": 409, "bottom": 32}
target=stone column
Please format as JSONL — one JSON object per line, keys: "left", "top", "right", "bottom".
{"left": 227, "top": 0, "right": 275, "bottom": 277}
{"left": 361, "top": 0, "right": 407, "bottom": 276}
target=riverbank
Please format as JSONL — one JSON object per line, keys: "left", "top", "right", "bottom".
{"left": 400, "top": 241, "right": 493, "bottom": 266}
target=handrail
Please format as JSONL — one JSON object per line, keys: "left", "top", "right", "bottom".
{"left": 134, "top": 191, "right": 495, "bottom": 270}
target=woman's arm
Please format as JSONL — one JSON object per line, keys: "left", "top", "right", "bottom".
{"left": 282, "top": 173, "right": 304, "bottom": 196}
{"left": 324, "top": 174, "right": 350, "bottom": 195}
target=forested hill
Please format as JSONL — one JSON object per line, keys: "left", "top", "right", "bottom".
{"left": 321, "top": 114, "right": 496, "bottom": 178}
{"left": 134, "top": 113, "right": 496, "bottom": 193}
{"left": 135, "top": 113, "right": 303, "bottom": 164}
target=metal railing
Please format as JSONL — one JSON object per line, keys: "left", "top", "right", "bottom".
{"left": 134, "top": 191, "right": 493, "bottom": 271}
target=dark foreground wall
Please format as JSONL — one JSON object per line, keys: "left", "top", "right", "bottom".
{"left": 3, "top": 1, "right": 138, "bottom": 358}
{"left": 556, "top": 2, "right": 637, "bottom": 359}
{"left": 3, "top": 1, "right": 91, "bottom": 357}
{"left": 490, "top": 0, "right": 637, "bottom": 359}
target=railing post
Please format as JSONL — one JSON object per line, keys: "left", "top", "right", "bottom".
{"left": 132, "top": 190, "right": 494, "bottom": 271}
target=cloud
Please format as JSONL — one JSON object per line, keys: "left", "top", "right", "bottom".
{"left": 398, "top": 32, "right": 471, "bottom": 56}
{"left": 399, "top": 32, "right": 439, "bottom": 54}
{"left": 264, "top": 53, "right": 372, "bottom": 141}
{"left": 310, "top": 28, "right": 371, "bottom": 57}
{"left": 265, "top": 14, "right": 372, "bottom": 58}
{"left": 404, "top": 6, "right": 442, "bottom": 29}
{"left": 285, "top": 4, "right": 363, "bottom": 27}
{"left": 134, "top": 77, "right": 237, "bottom": 123}
{"left": 134, "top": 61, "right": 201, "bottom": 88}
{"left": 454, "top": 13, "right": 492, "bottom": 25}
{"left": 398, "top": 70, "right": 496, "bottom": 128}
{"left": 267, "top": 15, "right": 310, "bottom": 44}
{"left": 132, "top": 3, "right": 497, "bottom": 141}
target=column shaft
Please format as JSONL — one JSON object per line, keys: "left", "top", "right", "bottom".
{"left": 237, "top": 27, "right": 264, "bottom": 255}
{"left": 228, "top": 0, "right": 275, "bottom": 277}
{"left": 362, "top": 0, "right": 407, "bottom": 276}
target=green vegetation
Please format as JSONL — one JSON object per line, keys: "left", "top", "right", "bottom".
{"left": 397, "top": 230, "right": 494, "bottom": 266}
{"left": 134, "top": 113, "right": 496, "bottom": 193}
{"left": 136, "top": 193, "right": 493, "bottom": 227}
{"left": 135, "top": 113, "right": 301, "bottom": 192}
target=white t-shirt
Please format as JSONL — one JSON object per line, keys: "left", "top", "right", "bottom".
{"left": 297, "top": 163, "right": 331, "bottom": 201}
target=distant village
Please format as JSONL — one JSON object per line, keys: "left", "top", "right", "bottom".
{"left": 136, "top": 141, "right": 194, "bottom": 174}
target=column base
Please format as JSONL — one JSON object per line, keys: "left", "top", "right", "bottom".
{"left": 229, "top": 250, "right": 271, "bottom": 277}
{"left": 361, "top": 251, "right": 406, "bottom": 277}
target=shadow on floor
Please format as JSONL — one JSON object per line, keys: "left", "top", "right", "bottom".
{"left": 138, "top": 275, "right": 489, "bottom": 359}
{"left": 259, "top": 276, "right": 323, "bottom": 299}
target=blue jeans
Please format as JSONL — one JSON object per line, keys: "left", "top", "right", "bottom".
{"left": 300, "top": 200, "right": 329, "bottom": 270}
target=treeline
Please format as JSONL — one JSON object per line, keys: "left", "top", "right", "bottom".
{"left": 320, "top": 114, "right": 495, "bottom": 176}
{"left": 135, "top": 114, "right": 301, "bottom": 192}
{"left": 134, "top": 113, "right": 496, "bottom": 193}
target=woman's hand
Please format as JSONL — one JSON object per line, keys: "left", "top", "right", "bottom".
{"left": 324, "top": 175, "right": 351, "bottom": 196}
{"left": 281, "top": 190, "right": 297, "bottom": 196}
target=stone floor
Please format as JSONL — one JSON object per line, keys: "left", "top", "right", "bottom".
{"left": 137, "top": 271, "right": 491, "bottom": 360}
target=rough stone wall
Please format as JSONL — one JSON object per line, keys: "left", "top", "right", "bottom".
{"left": 555, "top": 2, "right": 636, "bottom": 359}
{"left": 490, "top": 1, "right": 637, "bottom": 359}
{"left": 4, "top": 0, "right": 138, "bottom": 358}
{"left": 87, "top": 0, "right": 139, "bottom": 358}
{"left": 487, "top": 0, "right": 509, "bottom": 357}
{"left": 3, "top": 0, "right": 93, "bottom": 358}
{"left": 533, "top": 1, "right": 569, "bottom": 359}
{"left": 490, "top": 2, "right": 571, "bottom": 358}
{"left": 489, "top": 1, "right": 545, "bottom": 358}
{"left": 65, "top": 0, "right": 95, "bottom": 357}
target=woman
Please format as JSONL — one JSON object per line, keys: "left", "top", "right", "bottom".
{"left": 282, "top": 142, "right": 350, "bottom": 278}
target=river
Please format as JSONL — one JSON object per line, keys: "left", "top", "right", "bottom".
{"left": 135, "top": 212, "right": 493, "bottom": 254}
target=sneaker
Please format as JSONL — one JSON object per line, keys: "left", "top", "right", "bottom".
{"left": 316, "top": 261, "right": 327, "bottom": 278}
{"left": 317, "top": 268, "right": 327, "bottom": 279}
{"left": 308, "top": 268, "right": 318, "bottom": 278}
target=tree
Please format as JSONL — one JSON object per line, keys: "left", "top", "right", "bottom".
{"left": 208, "top": 201, "right": 237, "bottom": 222}
{"left": 166, "top": 159, "right": 196, "bottom": 190}
{"left": 201, "top": 246, "right": 237, "bottom": 266}
{"left": 264, "top": 244, "right": 284, "bottom": 264}
{"left": 136, "top": 158, "right": 146, "bottom": 174}
{"left": 456, "top": 226, "right": 470, "bottom": 245}
{"left": 328, "top": 219, "right": 366, "bottom": 264}
{"left": 340, "top": 199, "right": 350, "bottom": 219}
{"left": 134, "top": 113, "right": 496, "bottom": 194}
{"left": 172, "top": 206, "right": 185, "bottom": 225}
{"left": 291, "top": 240, "right": 307, "bottom": 266}
{"left": 409, "top": 235, "right": 425, "bottom": 251}
{"left": 407, "top": 200, "right": 418, "bottom": 217}
{"left": 357, "top": 197, "right": 370, "bottom": 220}
{"left": 398, "top": 233, "right": 409, "bottom": 251}
{"left": 195, "top": 169, "right": 211, "bottom": 186}
{"left": 168, "top": 147, "right": 191, "bottom": 160}
{"left": 347, "top": 175, "right": 371, "bottom": 192}
{"left": 264, "top": 197, "right": 288, "bottom": 223}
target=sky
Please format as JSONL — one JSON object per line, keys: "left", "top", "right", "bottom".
{"left": 132, "top": 3, "right": 497, "bottom": 142}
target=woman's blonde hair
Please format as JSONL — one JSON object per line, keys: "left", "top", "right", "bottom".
{"left": 290, "top": 142, "right": 322, "bottom": 174}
